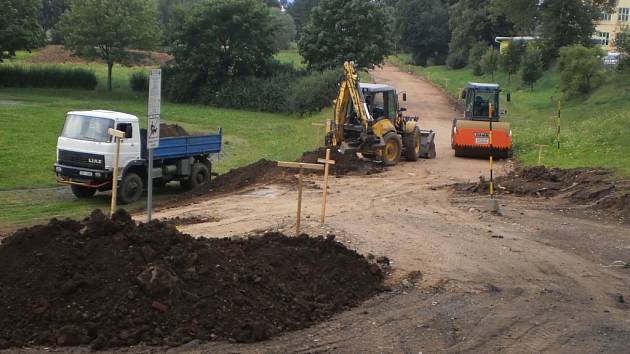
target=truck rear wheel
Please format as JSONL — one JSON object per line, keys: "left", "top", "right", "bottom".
{"left": 381, "top": 132, "right": 402, "bottom": 166}
{"left": 181, "top": 163, "right": 209, "bottom": 191}
{"left": 403, "top": 128, "right": 420, "bottom": 161}
{"left": 118, "top": 172, "right": 143, "bottom": 204}
{"left": 71, "top": 185, "right": 96, "bottom": 199}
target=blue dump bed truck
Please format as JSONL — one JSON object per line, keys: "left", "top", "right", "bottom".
{"left": 55, "top": 110, "right": 222, "bottom": 204}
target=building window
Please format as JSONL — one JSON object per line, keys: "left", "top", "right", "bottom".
{"left": 597, "top": 32, "right": 610, "bottom": 45}
{"left": 619, "top": 8, "right": 629, "bottom": 21}
{"left": 602, "top": 12, "right": 612, "bottom": 21}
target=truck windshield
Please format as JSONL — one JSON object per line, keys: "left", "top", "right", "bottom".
{"left": 61, "top": 115, "right": 114, "bottom": 142}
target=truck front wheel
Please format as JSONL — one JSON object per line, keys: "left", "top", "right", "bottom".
{"left": 118, "top": 172, "right": 144, "bottom": 204}
{"left": 71, "top": 185, "right": 96, "bottom": 199}
{"left": 181, "top": 163, "right": 209, "bottom": 191}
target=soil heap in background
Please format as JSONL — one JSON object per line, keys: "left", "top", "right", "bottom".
{"left": 0, "top": 210, "right": 384, "bottom": 350}
{"left": 456, "top": 166, "right": 630, "bottom": 220}
{"left": 210, "top": 148, "right": 385, "bottom": 194}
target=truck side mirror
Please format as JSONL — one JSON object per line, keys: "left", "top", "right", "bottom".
{"left": 460, "top": 90, "right": 466, "bottom": 99}
{"left": 402, "top": 93, "right": 407, "bottom": 102}
{"left": 506, "top": 92, "right": 511, "bottom": 102}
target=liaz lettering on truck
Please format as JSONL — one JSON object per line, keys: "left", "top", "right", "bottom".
{"left": 54, "top": 110, "right": 222, "bottom": 204}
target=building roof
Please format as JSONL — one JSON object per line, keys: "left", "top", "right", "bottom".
{"left": 66, "top": 110, "right": 138, "bottom": 121}
{"left": 360, "top": 83, "right": 394, "bottom": 92}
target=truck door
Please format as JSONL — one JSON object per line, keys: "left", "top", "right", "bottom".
{"left": 116, "top": 122, "right": 140, "bottom": 169}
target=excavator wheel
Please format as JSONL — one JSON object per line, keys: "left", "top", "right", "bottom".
{"left": 403, "top": 128, "right": 420, "bottom": 162}
{"left": 381, "top": 132, "right": 402, "bottom": 166}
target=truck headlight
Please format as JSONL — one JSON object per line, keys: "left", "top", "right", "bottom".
{"left": 55, "top": 166, "right": 62, "bottom": 172}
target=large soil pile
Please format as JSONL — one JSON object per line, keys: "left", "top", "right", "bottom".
{"left": 210, "top": 148, "right": 385, "bottom": 194}
{"left": 27, "top": 45, "right": 173, "bottom": 66}
{"left": 0, "top": 210, "right": 383, "bottom": 350}
{"left": 456, "top": 166, "right": 630, "bottom": 219}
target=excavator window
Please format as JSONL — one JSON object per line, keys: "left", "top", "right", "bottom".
{"left": 386, "top": 90, "right": 397, "bottom": 118}
{"left": 365, "top": 91, "right": 386, "bottom": 120}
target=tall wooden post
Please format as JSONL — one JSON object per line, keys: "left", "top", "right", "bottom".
{"left": 317, "top": 149, "right": 336, "bottom": 224}
{"left": 108, "top": 128, "right": 125, "bottom": 217}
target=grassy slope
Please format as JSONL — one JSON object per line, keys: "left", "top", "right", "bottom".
{"left": 389, "top": 54, "right": 630, "bottom": 176}
{"left": 0, "top": 49, "right": 327, "bottom": 227}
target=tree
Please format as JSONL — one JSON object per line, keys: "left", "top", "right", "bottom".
{"left": 520, "top": 45, "right": 543, "bottom": 90}
{"left": 395, "top": 0, "right": 449, "bottom": 66}
{"left": 58, "top": 0, "right": 160, "bottom": 91}
{"left": 0, "top": 0, "right": 43, "bottom": 60}
{"left": 468, "top": 41, "right": 487, "bottom": 76}
{"left": 490, "top": 0, "right": 539, "bottom": 35}
{"left": 170, "top": 0, "right": 275, "bottom": 84}
{"left": 298, "top": 0, "right": 394, "bottom": 71}
{"left": 287, "top": 0, "right": 320, "bottom": 38}
{"left": 615, "top": 27, "right": 630, "bottom": 69}
{"left": 40, "top": 0, "right": 68, "bottom": 43}
{"left": 540, "top": 0, "right": 598, "bottom": 59}
{"left": 270, "top": 7, "right": 296, "bottom": 51}
{"left": 480, "top": 46, "right": 499, "bottom": 79}
{"left": 499, "top": 40, "right": 525, "bottom": 84}
{"left": 447, "top": 0, "right": 514, "bottom": 69}
{"left": 558, "top": 45, "right": 605, "bottom": 95}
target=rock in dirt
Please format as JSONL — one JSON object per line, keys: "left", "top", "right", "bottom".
{"left": 0, "top": 210, "right": 383, "bottom": 349}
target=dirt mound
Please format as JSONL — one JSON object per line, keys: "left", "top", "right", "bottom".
{"left": 455, "top": 166, "right": 630, "bottom": 220}
{"left": 208, "top": 149, "right": 384, "bottom": 194}
{"left": 160, "top": 123, "right": 189, "bottom": 137}
{"left": 27, "top": 45, "right": 173, "bottom": 66}
{"left": 299, "top": 148, "right": 386, "bottom": 176}
{"left": 0, "top": 210, "right": 383, "bottom": 350}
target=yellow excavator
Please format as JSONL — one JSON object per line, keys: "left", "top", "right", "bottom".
{"left": 325, "top": 62, "right": 436, "bottom": 165}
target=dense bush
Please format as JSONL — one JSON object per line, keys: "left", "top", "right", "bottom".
{"left": 162, "top": 62, "right": 340, "bottom": 115}
{"left": 558, "top": 45, "right": 605, "bottom": 95}
{"left": 468, "top": 42, "right": 487, "bottom": 76}
{"left": 129, "top": 71, "right": 149, "bottom": 92}
{"left": 0, "top": 65, "right": 97, "bottom": 89}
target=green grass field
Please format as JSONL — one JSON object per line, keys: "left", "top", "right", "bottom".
{"left": 389, "top": 54, "right": 630, "bottom": 177}
{"left": 0, "top": 49, "right": 327, "bottom": 228}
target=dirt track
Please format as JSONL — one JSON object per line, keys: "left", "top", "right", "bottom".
{"left": 14, "top": 65, "right": 629, "bottom": 353}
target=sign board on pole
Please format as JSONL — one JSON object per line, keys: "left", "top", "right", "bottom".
{"left": 147, "top": 69, "right": 161, "bottom": 149}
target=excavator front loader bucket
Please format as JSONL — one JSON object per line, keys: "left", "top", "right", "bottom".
{"left": 419, "top": 130, "right": 436, "bottom": 159}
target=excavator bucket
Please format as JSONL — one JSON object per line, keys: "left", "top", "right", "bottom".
{"left": 452, "top": 120, "right": 512, "bottom": 158}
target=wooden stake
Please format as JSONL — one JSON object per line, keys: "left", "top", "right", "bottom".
{"left": 318, "top": 149, "right": 336, "bottom": 224}
{"left": 108, "top": 128, "right": 125, "bottom": 217}
{"left": 296, "top": 167, "right": 303, "bottom": 236}
{"left": 535, "top": 144, "right": 549, "bottom": 165}
{"left": 276, "top": 161, "right": 325, "bottom": 236}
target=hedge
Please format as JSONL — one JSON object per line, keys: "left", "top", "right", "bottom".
{"left": 0, "top": 65, "right": 97, "bottom": 90}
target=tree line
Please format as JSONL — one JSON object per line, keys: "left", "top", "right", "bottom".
{"left": 0, "top": 0, "right": 621, "bottom": 97}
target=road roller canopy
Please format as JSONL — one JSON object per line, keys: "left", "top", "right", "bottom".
{"left": 462, "top": 82, "right": 501, "bottom": 121}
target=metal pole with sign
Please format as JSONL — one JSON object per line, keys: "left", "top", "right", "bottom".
{"left": 147, "top": 69, "right": 161, "bottom": 222}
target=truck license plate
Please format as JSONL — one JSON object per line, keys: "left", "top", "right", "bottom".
{"left": 79, "top": 171, "right": 93, "bottom": 177}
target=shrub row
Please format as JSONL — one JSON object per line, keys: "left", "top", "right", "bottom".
{"left": 133, "top": 63, "right": 341, "bottom": 115}
{"left": 0, "top": 65, "right": 97, "bottom": 90}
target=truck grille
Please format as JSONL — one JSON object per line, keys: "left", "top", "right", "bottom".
{"left": 58, "top": 150, "right": 105, "bottom": 169}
